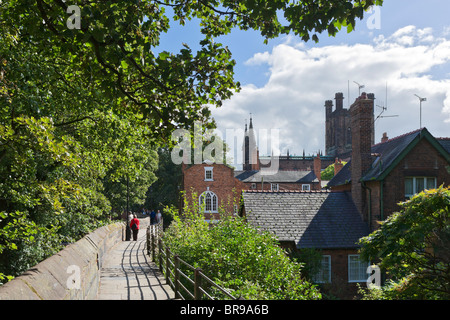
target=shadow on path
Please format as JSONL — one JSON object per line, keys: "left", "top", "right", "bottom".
{"left": 97, "top": 229, "right": 174, "bottom": 300}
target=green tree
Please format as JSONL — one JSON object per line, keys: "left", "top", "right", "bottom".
{"left": 321, "top": 161, "right": 347, "bottom": 181}
{"left": 1, "top": 0, "right": 383, "bottom": 139}
{"left": 163, "top": 194, "right": 321, "bottom": 299}
{"left": 145, "top": 147, "right": 182, "bottom": 211}
{"left": 0, "top": 38, "right": 159, "bottom": 281}
{"left": 359, "top": 186, "right": 450, "bottom": 300}
{"left": 0, "top": 0, "right": 384, "bottom": 283}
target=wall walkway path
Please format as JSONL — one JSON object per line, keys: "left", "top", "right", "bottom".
{"left": 96, "top": 225, "right": 174, "bottom": 300}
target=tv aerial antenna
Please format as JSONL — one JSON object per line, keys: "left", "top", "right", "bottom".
{"left": 414, "top": 94, "right": 426, "bottom": 128}
{"left": 353, "top": 81, "right": 365, "bottom": 95}
{"left": 374, "top": 82, "right": 398, "bottom": 123}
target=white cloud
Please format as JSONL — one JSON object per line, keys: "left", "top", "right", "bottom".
{"left": 212, "top": 26, "right": 450, "bottom": 162}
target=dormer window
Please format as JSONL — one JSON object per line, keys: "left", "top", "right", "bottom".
{"left": 204, "top": 167, "right": 213, "bottom": 181}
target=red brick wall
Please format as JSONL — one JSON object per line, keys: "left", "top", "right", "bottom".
{"left": 183, "top": 163, "right": 245, "bottom": 218}
{"left": 319, "top": 248, "right": 363, "bottom": 299}
{"left": 382, "top": 138, "right": 450, "bottom": 220}
{"left": 350, "top": 94, "right": 374, "bottom": 218}
{"left": 363, "top": 137, "right": 450, "bottom": 232}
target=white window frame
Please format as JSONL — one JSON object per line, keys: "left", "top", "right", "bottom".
{"left": 204, "top": 167, "right": 214, "bottom": 181}
{"left": 348, "top": 254, "right": 369, "bottom": 283}
{"left": 302, "top": 184, "right": 311, "bottom": 191}
{"left": 270, "top": 183, "right": 279, "bottom": 191}
{"left": 404, "top": 176, "right": 436, "bottom": 198}
{"left": 313, "top": 255, "right": 331, "bottom": 283}
{"left": 199, "top": 190, "right": 218, "bottom": 213}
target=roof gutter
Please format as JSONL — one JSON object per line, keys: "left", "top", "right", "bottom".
{"left": 361, "top": 181, "right": 372, "bottom": 231}
{"left": 380, "top": 180, "right": 384, "bottom": 221}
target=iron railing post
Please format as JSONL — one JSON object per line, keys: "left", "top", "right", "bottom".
{"left": 151, "top": 233, "right": 156, "bottom": 262}
{"left": 194, "top": 268, "right": 202, "bottom": 300}
{"left": 158, "top": 239, "right": 163, "bottom": 272}
{"left": 174, "top": 255, "right": 180, "bottom": 299}
{"left": 146, "top": 226, "right": 150, "bottom": 255}
{"left": 165, "top": 246, "right": 170, "bottom": 285}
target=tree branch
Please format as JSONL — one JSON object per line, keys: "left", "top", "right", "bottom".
{"left": 54, "top": 116, "right": 97, "bottom": 127}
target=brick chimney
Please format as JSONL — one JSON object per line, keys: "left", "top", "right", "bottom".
{"left": 381, "top": 132, "right": 389, "bottom": 143}
{"left": 334, "top": 158, "right": 344, "bottom": 176}
{"left": 335, "top": 92, "right": 344, "bottom": 111}
{"left": 325, "top": 99, "right": 333, "bottom": 116}
{"left": 313, "top": 154, "right": 321, "bottom": 184}
{"left": 350, "top": 92, "right": 374, "bottom": 218}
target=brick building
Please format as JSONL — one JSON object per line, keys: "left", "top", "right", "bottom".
{"left": 328, "top": 93, "right": 450, "bottom": 231}
{"left": 182, "top": 92, "right": 450, "bottom": 299}
{"left": 182, "top": 117, "right": 326, "bottom": 220}
{"left": 325, "top": 92, "right": 374, "bottom": 159}
{"left": 240, "top": 190, "right": 369, "bottom": 298}
{"left": 240, "top": 92, "right": 450, "bottom": 299}
{"left": 182, "top": 161, "right": 245, "bottom": 221}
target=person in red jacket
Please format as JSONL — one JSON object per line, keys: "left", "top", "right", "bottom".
{"left": 130, "top": 214, "right": 140, "bottom": 241}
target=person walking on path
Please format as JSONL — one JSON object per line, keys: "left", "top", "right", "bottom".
{"left": 130, "top": 214, "right": 140, "bottom": 241}
{"left": 156, "top": 210, "right": 162, "bottom": 224}
{"left": 150, "top": 210, "right": 156, "bottom": 224}
{"left": 126, "top": 211, "right": 133, "bottom": 241}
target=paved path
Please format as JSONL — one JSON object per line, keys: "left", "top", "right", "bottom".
{"left": 96, "top": 228, "right": 175, "bottom": 300}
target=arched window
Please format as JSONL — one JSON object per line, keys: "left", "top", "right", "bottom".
{"left": 199, "top": 191, "right": 218, "bottom": 213}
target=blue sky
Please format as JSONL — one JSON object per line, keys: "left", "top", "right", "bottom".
{"left": 159, "top": 1, "right": 450, "bottom": 166}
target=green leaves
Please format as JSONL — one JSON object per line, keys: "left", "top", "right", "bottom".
{"left": 359, "top": 186, "right": 450, "bottom": 299}
{"left": 0, "top": 0, "right": 384, "bottom": 284}
{"left": 163, "top": 194, "right": 321, "bottom": 300}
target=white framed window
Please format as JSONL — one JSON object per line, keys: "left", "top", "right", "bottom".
{"left": 404, "top": 176, "right": 436, "bottom": 198}
{"left": 313, "top": 255, "right": 331, "bottom": 283}
{"left": 271, "top": 183, "right": 279, "bottom": 191}
{"left": 348, "top": 254, "right": 369, "bottom": 282}
{"left": 251, "top": 183, "right": 257, "bottom": 190}
{"left": 199, "top": 191, "right": 218, "bottom": 213}
{"left": 302, "top": 184, "right": 311, "bottom": 191}
{"left": 204, "top": 167, "right": 213, "bottom": 181}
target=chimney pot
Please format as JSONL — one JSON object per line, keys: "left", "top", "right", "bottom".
{"left": 334, "top": 158, "right": 344, "bottom": 176}
{"left": 335, "top": 92, "right": 344, "bottom": 110}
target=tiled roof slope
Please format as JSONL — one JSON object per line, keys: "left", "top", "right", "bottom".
{"left": 326, "top": 160, "right": 351, "bottom": 187}
{"left": 242, "top": 191, "right": 369, "bottom": 249}
{"left": 437, "top": 137, "right": 450, "bottom": 154}
{"left": 234, "top": 170, "right": 318, "bottom": 183}
{"left": 362, "top": 129, "right": 423, "bottom": 181}
{"left": 327, "top": 127, "right": 450, "bottom": 186}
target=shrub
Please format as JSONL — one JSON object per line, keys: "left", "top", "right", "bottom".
{"left": 162, "top": 194, "right": 321, "bottom": 300}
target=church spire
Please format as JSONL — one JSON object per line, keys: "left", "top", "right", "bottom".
{"left": 243, "top": 113, "right": 259, "bottom": 171}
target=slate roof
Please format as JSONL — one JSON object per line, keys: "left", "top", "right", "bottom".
{"left": 234, "top": 170, "right": 318, "bottom": 183}
{"left": 241, "top": 190, "right": 369, "bottom": 249}
{"left": 437, "top": 137, "right": 450, "bottom": 154}
{"left": 326, "top": 160, "right": 351, "bottom": 187}
{"left": 327, "top": 127, "right": 450, "bottom": 187}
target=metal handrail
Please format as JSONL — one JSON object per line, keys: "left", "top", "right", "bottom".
{"left": 147, "top": 219, "right": 240, "bottom": 300}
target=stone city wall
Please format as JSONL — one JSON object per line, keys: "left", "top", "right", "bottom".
{"left": 0, "top": 218, "right": 149, "bottom": 300}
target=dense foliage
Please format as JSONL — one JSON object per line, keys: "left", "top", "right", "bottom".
{"left": 1, "top": 0, "right": 383, "bottom": 283}
{"left": 359, "top": 186, "right": 450, "bottom": 300}
{"left": 321, "top": 161, "right": 347, "bottom": 181}
{"left": 163, "top": 194, "right": 321, "bottom": 299}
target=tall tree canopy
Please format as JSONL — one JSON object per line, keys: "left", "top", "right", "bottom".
{"left": 1, "top": 0, "right": 383, "bottom": 137}
{"left": 0, "top": 0, "right": 383, "bottom": 282}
